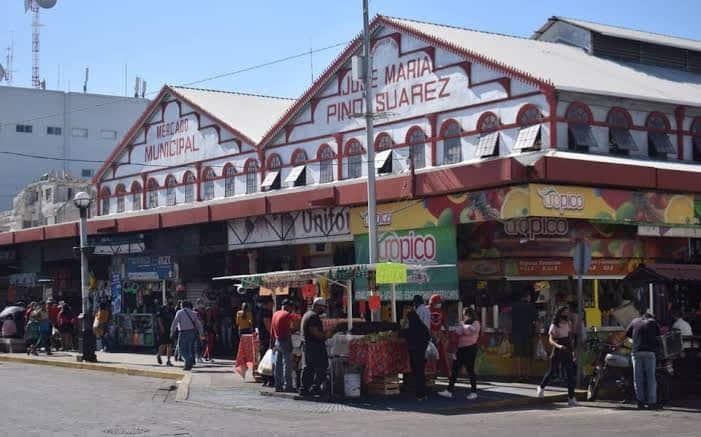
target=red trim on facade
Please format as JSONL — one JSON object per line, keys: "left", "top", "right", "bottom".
{"left": 657, "top": 168, "right": 701, "bottom": 192}
{"left": 266, "top": 153, "right": 282, "bottom": 171}
{"left": 44, "top": 223, "right": 78, "bottom": 240}
{"left": 565, "top": 101, "right": 594, "bottom": 123}
{"left": 266, "top": 187, "right": 336, "bottom": 214}
{"left": 344, "top": 138, "right": 365, "bottom": 155}
{"left": 607, "top": 107, "right": 634, "bottom": 127}
{"left": 427, "top": 114, "right": 438, "bottom": 165}
{"left": 374, "top": 132, "right": 394, "bottom": 151}
{"left": 516, "top": 103, "right": 544, "bottom": 127}
{"left": 476, "top": 111, "right": 500, "bottom": 132}
{"left": 14, "top": 227, "right": 44, "bottom": 243}
{"left": 290, "top": 148, "right": 309, "bottom": 165}
{"left": 160, "top": 206, "right": 210, "bottom": 229}
{"left": 117, "top": 214, "right": 161, "bottom": 233}
{"left": 415, "top": 158, "right": 518, "bottom": 196}
{"left": 88, "top": 219, "right": 117, "bottom": 235}
{"left": 645, "top": 111, "right": 671, "bottom": 131}
{"left": 439, "top": 118, "right": 461, "bottom": 137}
{"left": 540, "top": 156, "right": 657, "bottom": 190}
{"left": 316, "top": 143, "right": 335, "bottom": 160}
{"left": 0, "top": 231, "right": 14, "bottom": 246}
{"left": 334, "top": 133, "right": 344, "bottom": 181}
{"left": 209, "top": 198, "right": 266, "bottom": 222}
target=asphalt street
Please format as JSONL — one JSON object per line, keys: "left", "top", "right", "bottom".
{"left": 0, "top": 362, "right": 699, "bottom": 437}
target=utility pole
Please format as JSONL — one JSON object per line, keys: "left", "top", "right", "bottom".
{"left": 362, "top": 0, "right": 377, "bottom": 265}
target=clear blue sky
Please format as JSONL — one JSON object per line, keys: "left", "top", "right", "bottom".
{"left": 1, "top": 0, "right": 700, "bottom": 99}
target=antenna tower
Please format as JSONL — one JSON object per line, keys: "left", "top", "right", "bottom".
{"left": 3, "top": 42, "right": 13, "bottom": 84}
{"left": 31, "top": 0, "right": 41, "bottom": 88}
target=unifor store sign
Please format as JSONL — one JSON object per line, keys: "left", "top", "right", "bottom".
{"left": 354, "top": 226, "right": 459, "bottom": 300}
{"left": 319, "top": 34, "right": 470, "bottom": 131}
{"left": 227, "top": 207, "right": 351, "bottom": 249}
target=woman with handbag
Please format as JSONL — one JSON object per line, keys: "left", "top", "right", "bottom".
{"left": 438, "top": 307, "right": 481, "bottom": 400}
{"left": 537, "top": 306, "right": 578, "bottom": 407}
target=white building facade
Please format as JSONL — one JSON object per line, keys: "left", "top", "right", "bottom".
{"left": 0, "top": 86, "right": 149, "bottom": 208}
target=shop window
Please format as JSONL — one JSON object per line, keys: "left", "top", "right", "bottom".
{"left": 566, "top": 103, "right": 597, "bottom": 152}
{"left": 245, "top": 160, "right": 258, "bottom": 194}
{"left": 407, "top": 128, "right": 427, "bottom": 169}
{"left": 441, "top": 120, "right": 462, "bottom": 164}
{"left": 115, "top": 184, "right": 126, "bottom": 213}
{"left": 345, "top": 139, "right": 363, "bottom": 179}
{"left": 183, "top": 172, "right": 196, "bottom": 203}
{"left": 607, "top": 108, "right": 638, "bottom": 155}
{"left": 147, "top": 179, "right": 159, "bottom": 209}
{"left": 131, "top": 182, "right": 142, "bottom": 211}
{"left": 165, "top": 175, "right": 177, "bottom": 206}
{"left": 202, "top": 167, "right": 216, "bottom": 201}
{"left": 100, "top": 187, "right": 111, "bottom": 216}
{"left": 514, "top": 105, "right": 543, "bottom": 152}
{"left": 224, "top": 164, "right": 236, "bottom": 197}
{"left": 646, "top": 112, "right": 675, "bottom": 159}
{"left": 692, "top": 118, "right": 701, "bottom": 162}
{"left": 318, "top": 144, "right": 335, "bottom": 184}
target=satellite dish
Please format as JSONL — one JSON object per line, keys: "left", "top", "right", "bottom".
{"left": 35, "top": 0, "right": 58, "bottom": 8}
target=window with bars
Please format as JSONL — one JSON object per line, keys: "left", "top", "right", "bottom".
{"left": 147, "top": 180, "right": 159, "bottom": 209}
{"left": 291, "top": 150, "right": 308, "bottom": 165}
{"left": 183, "top": 172, "right": 196, "bottom": 203}
{"left": 202, "top": 168, "right": 216, "bottom": 200}
{"left": 408, "top": 129, "right": 426, "bottom": 169}
{"left": 442, "top": 121, "right": 462, "bottom": 164}
{"left": 116, "top": 185, "right": 126, "bottom": 213}
{"left": 245, "top": 161, "right": 258, "bottom": 194}
{"left": 131, "top": 183, "right": 142, "bottom": 211}
{"left": 646, "top": 113, "right": 674, "bottom": 159}
{"left": 262, "top": 155, "right": 282, "bottom": 190}
{"left": 607, "top": 109, "right": 638, "bottom": 155}
{"left": 100, "top": 190, "right": 111, "bottom": 216}
{"left": 376, "top": 133, "right": 393, "bottom": 151}
{"left": 319, "top": 145, "right": 334, "bottom": 183}
{"left": 166, "top": 176, "right": 177, "bottom": 206}
{"left": 224, "top": 165, "right": 236, "bottom": 197}
{"left": 346, "top": 140, "right": 363, "bottom": 179}
{"left": 566, "top": 103, "right": 597, "bottom": 152}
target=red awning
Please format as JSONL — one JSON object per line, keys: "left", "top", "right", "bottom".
{"left": 625, "top": 263, "right": 701, "bottom": 283}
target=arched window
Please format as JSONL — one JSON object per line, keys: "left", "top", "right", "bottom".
{"left": 692, "top": 117, "right": 701, "bottom": 162}
{"left": 291, "top": 149, "right": 308, "bottom": 166}
{"left": 607, "top": 108, "right": 638, "bottom": 155}
{"left": 165, "top": 175, "right": 177, "bottom": 206}
{"left": 131, "top": 182, "right": 142, "bottom": 211}
{"left": 565, "top": 102, "right": 597, "bottom": 152}
{"left": 476, "top": 112, "right": 500, "bottom": 158}
{"left": 224, "top": 164, "right": 236, "bottom": 197}
{"left": 407, "top": 127, "right": 427, "bottom": 169}
{"left": 267, "top": 154, "right": 282, "bottom": 171}
{"left": 147, "top": 178, "right": 159, "bottom": 209}
{"left": 115, "top": 184, "right": 126, "bottom": 214}
{"left": 202, "top": 167, "right": 216, "bottom": 201}
{"left": 183, "top": 171, "right": 196, "bottom": 203}
{"left": 245, "top": 160, "right": 258, "bottom": 194}
{"left": 318, "top": 144, "right": 335, "bottom": 183}
{"left": 100, "top": 187, "right": 111, "bottom": 216}
{"left": 514, "top": 105, "right": 544, "bottom": 151}
{"left": 441, "top": 120, "right": 462, "bottom": 164}
{"left": 345, "top": 139, "right": 364, "bottom": 179}
{"left": 646, "top": 112, "right": 675, "bottom": 159}
{"left": 375, "top": 133, "right": 393, "bottom": 151}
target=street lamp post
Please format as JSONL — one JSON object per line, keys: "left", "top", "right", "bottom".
{"left": 74, "top": 192, "right": 97, "bottom": 363}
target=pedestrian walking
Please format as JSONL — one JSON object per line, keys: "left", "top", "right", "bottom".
{"left": 25, "top": 313, "right": 40, "bottom": 355}
{"left": 57, "top": 303, "right": 74, "bottom": 351}
{"left": 157, "top": 301, "right": 175, "bottom": 366}
{"left": 35, "top": 306, "right": 52, "bottom": 355}
{"left": 93, "top": 303, "right": 111, "bottom": 352}
{"left": 272, "top": 299, "right": 294, "bottom": 392}
{"left": 537, "top": 306, "right": 577, "bottom": 406}
{"left": 236, "top": 302, "right": 253, "bottom": 335}
{"left": 402, "top": 295, "right": 432, "bottom": 401}
{"left": 299, "top": 298, "right": 329, "bottom": 397}
{"left": 257, "top": 298, "right": 274, "bottom": 386}
{"left": 626, "top": 311, "right": 662, "bottom": 409}
{"left": 438, "top": 307, "right": 481, "bottom": 400}
{"left": 170, "top": 301, "right": 203, "bottom": 371}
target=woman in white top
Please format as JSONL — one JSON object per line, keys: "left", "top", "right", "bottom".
{"left": 537, "top": 306, "right": 577, "bottom": 406}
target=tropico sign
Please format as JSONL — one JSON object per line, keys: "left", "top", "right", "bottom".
{"left": 378, "top": 230, "right": 437, "bottom": 264}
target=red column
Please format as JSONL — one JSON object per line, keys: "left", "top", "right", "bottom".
{"left": 195, "top": 163, "right": 203, "bottom": 202}
{"left": 545, "top": 88, "right": 558, "bottom": 148}
{"left": 334, "top": 133, "right": 344, "bottom": 181}
{"left": 95, "top": 183, "right": 102, "bottom": 216}
{"left": 675, "top": 106, "right": 686, "bottom": 160}
{"left": 141, "top": 174, "right": 148, "bottom": 210}
{"left": 427, "top": 114, "right": 438, "bottom": 166}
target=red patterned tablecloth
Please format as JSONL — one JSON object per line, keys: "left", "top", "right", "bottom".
{"left": 234, "top": 333, "right": 259, "bottom": 378}
{"left": 348, "top": 337, "right": 437, "bottom": 384}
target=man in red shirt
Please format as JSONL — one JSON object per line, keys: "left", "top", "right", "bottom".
{"left": 46, "top": 299, "right": 60, "bottom": 329}
{"left": 271, "top": 299, "right": 294, "bottom": 392}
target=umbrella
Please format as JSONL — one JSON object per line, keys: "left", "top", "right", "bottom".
{"left": 0, "top": 306, "right": 25, "bottom": 318}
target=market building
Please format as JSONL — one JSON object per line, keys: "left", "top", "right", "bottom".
{"left": 0, "top": 15, "right": 700, "bottom": 374}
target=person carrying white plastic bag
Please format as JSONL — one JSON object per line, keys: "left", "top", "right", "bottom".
{"left": 257, "top": 348, "right": 274, "bottom": 376}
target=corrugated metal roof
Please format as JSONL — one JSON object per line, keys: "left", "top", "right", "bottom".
{"left": 169, "top": 86, "right": 294, "bottom": 143}
{"left": 626, "top": 263, "right": 701, "bottom": 282}
{"left": 383, "top": 16, "right": 701, "bottom": 107}
{"left": 547, "top": 17, "right": 701, "bottom": 53}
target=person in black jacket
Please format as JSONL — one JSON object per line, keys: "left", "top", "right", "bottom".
{"left": 403, "top": 295, "right": 431, "bottom": 401}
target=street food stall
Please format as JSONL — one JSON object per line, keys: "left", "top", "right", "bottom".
{"left": 213, "top": 262, "right": 453, "bottom": 397}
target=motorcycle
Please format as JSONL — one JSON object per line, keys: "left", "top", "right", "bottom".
{"left": 587, "top": 332, "right": 679, "bottom": 405}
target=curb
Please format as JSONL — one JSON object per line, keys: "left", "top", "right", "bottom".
{"left": 176, "top": 372, "right": 192, "bottom": 401}
{"left": 0, "top": 354, "right": 183, "bottom": 381}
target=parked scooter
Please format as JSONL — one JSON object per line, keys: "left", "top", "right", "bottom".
{"left": 587, "top": 331, "right": 680, "bottom": 404}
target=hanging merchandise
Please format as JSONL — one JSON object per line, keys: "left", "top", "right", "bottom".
{"left": 535, "top": 338, "right": 548, "bottom": 360}
{"left": 318, "top": 276, "right": 329, "bottom": 300}
{"left": 368, "top": 295, "right": 381, "bottom": 311}
{"left": 358, "top": 300, "right": 367, "bottom": 315}
{"left": 88, "top": 272, "right": 97, "bottom": 290}
{"left": 302, "top": 283, "right": 316, "bottom": 299}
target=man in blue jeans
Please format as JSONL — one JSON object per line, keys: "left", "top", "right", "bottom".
{"left": 170, "top": 301, "right": 203, "bottom": 371}
{"left": 626, "top": 312, "right": 661, "bottom": 409}
{"left": 271, "top": 299, "right": 295, "bottom": 392}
